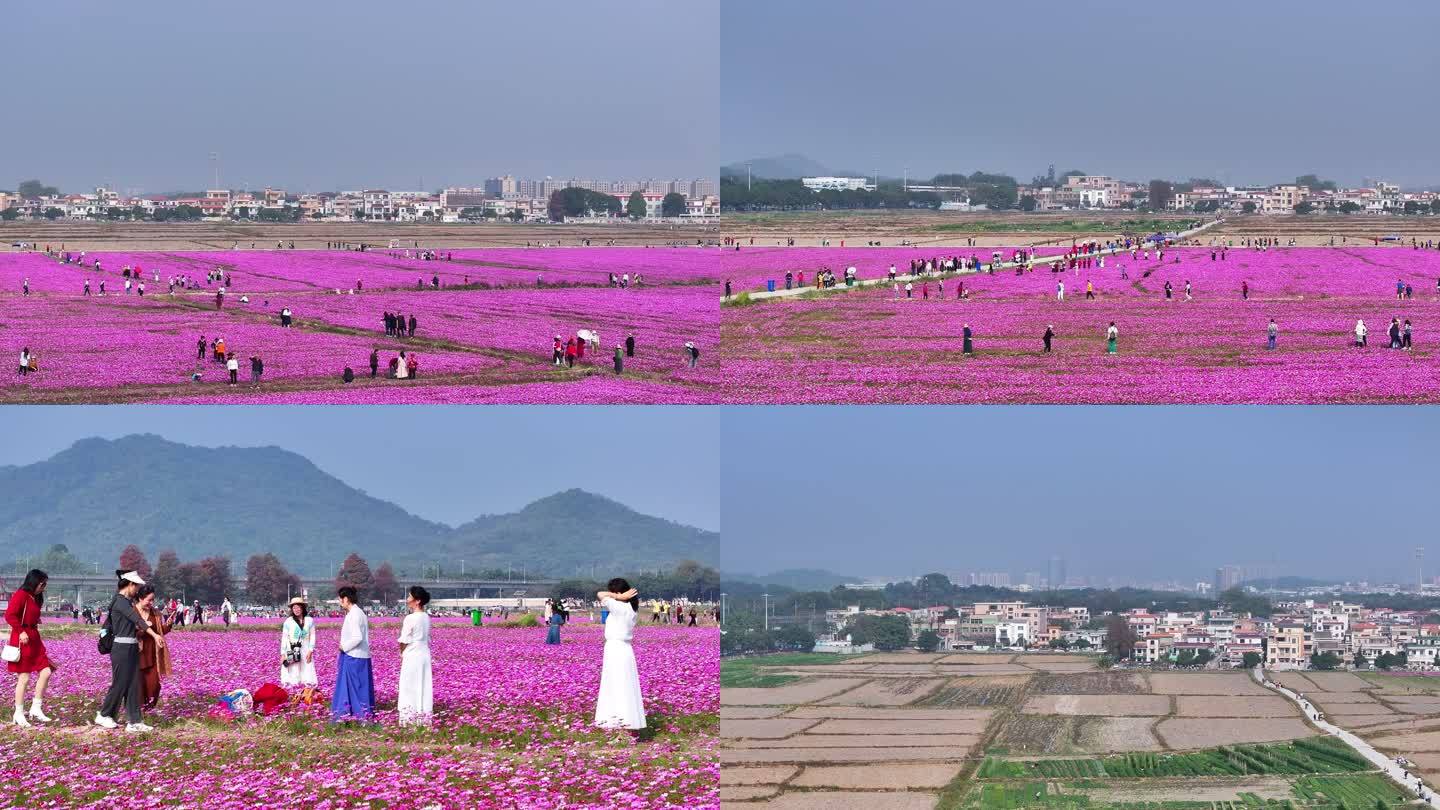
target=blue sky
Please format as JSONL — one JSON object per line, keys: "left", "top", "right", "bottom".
{"left": 0, "top": 406, "right": 720, "bottom": 531}
{"left": 7, "top": 0, "right": 718, "bottom": 192}
{"left": 722, "top": 407, "right": 1440, "bottom": 584}
{"left": 723, "top": 0, "right": 1440, "bottom": 187}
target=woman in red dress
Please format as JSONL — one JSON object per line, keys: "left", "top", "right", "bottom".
{"left": 6, "top": 569, "right": 55, "bottom": 726}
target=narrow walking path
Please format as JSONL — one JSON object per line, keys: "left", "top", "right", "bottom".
{"left": 731, "top": 219, "right": 1225, "bottom": 302}
{"left": 1252, "top": 665, "right": 1439, "bottom": 806}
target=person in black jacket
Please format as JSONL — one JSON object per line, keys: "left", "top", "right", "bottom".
{"left": 625, "top": 334, "right": 635, "bottom": 358}
{"left": 95, "top": 570, "right": 164, "bottom": 732}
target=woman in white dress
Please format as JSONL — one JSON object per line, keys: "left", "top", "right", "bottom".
{"left": 593, "top": 578, "right": 646, "bottom": 731}
{"left": 396, "top": 585, "right": 433, "bottom": 726}
{"left": 279, "top": 596, "right": 317, "bottom": 689}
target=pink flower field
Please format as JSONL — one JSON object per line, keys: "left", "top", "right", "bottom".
{"left": 720, "top": 245, "right": 1069, "bottom": 292}
{"left": 0, "top": 622, "right": 718, "bottom": 809}
{"left": 0, "top": 248, "right": 717, "bottom": 403}
{"left": 719, "top": 246, "right": 1440, "bottom": 403}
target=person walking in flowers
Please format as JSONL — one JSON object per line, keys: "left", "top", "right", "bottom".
{"left": 1105, "top": 322, "right": 1119, "bottom": 354}
{"left": 1267, "top": 319, "right": 1278, "bottom": 350}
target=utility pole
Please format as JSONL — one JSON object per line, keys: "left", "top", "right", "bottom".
{"left": 903, "top": 167, "right": 908, "bottom": 193}
{"left": 746, "top": 162, "right": 752, "bottom": 191}
{"left": 720, "top": 593, "right": 726, "bottom": 627}
{"left": 763, "top": 592, "right": 770, "bottom": 631}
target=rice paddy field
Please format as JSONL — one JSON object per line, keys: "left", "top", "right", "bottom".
{"left": 0, "top": 246, "right": 719, "bottom": 403}
{"left": 719, "top": 245, "right": 1440, "bottom": 404}
{"left": 719, "top": 651, "right": 1425, "bottom": 808}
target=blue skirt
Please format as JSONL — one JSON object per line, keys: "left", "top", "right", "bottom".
{"left": 332, "top": 652, "right": 375, "bottom": 722}
{"left": 546, "top": 619, "right": 562, "bottom": 645}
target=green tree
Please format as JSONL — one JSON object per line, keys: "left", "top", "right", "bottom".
{"left": 151, "top": 551, "right": 183, "bottom": 598}
{"left": 1104, "top": 615, "right": 1138, "bottom": 660}
{"left": 774, "top": 624, "right": 816, "bottom": 651}
{"left": 459, "top": 206, "right": 486, "bottom": 221}
{"left": 1242, "top": 651, "right": 1264, "bottom": 669}
{"left": 1175, "top": 649, "right": 1196, "bottom": 667}
{"left": 1018, "top": 194, "right": 1038, "bottom": 212}
{"left": 43, "top": 207, "right": 63, "bottom": 220}
{"left": 1294, "top": 201, "right": 1315, "bottom": 214}
{"left": 1294, "top": 174, "right": 1337, "bottom": 191}
{"left": 661, "top": 192, "right": 687, "bottom": 218}
{"left": 17, "top": 180, "right": 59, "bottom": 199}
{"left": 1241, "top": 201, "right": 1257, "bottom": 214}
{"left": 916, "top": 629, "right": 941, "bottom": 652}
{"left": 627, "top": 191, "right": 647, "bottom": 219}
{"left": 0, "top": 208, "right": 19, "bottom": 221}
{"left": 1310, "top": 651, "right": 1343, "bottom": 670}
{"left": 849, "top": 614, "right": 910, "bottom": 651}
{"left": 1148, "top": 180, "right": 1174, "bottom": 211}
{"left": 1352, "top": 651, "right": 1368, "bottom": 669}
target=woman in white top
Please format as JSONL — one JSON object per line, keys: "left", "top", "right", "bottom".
{"left": 593, "top": 578, "right": 645, "bottom": 731}
{"left": 396, "top": 585, "right": 433, "bottom": 726}
{"left": 279, "top": 596, "right": 317, "bottom": 688}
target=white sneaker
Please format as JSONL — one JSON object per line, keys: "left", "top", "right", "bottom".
{"left": 12, "top": 710, "right": 30, "bottom": 727}
{"left": 125, "top": 722, "right": 153, "bottom": 733}
{"left": 28, "top": 706, "right": 52, "bottom": 723}
{"left": 93, "top": 713, "right": 118, "bottom": 729}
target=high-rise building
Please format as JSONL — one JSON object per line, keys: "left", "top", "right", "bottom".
{"left": 483, "top": 175, "right": 517, "bottom": 198}
{"left": 1047, "top": 556, "right": 1066, "bottom": 589}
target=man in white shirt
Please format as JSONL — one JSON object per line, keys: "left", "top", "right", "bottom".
{"left": 331, "top": 586, "right": 374, "bottom": 722}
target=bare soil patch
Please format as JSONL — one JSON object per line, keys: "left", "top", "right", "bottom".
{"left": 911, "top": 676, "right": 1031, "bottom": 708}
{"left": 1148, "top": 672, "right": 1270, "bottom": 695}
{"left": 937, "top": 653, "right": 1014, "bottom": 665}
{"left": 723, "top": 719, "right": 823, "bottom": 739}
{"left": 723, "top": 707, "right": 788, "bottom": 719}
{"left": 722, "top": 747, "right": 964, "bottom": 764}
{"left": 1270, "top": 671, "right": 1321, "bottom": 693}
{"left": 733, "top": 733, "right": 982, "bottom": 749}
{"left": 1030, "top": 672, "right": 1148, "bottom": 695}
{"left": 1154, "top": 717, "right": 1315, "bottom": 749}
{"left": 1302, "top": 671, "right": 1372, "bottom": 691}
{"left": 1174, "top": 695, "right": 1297, "bottom": 718}
{"left": 720, "top": 765, "right": 800, "bottom": 786}
{"left": 1022, "top": 694, "right": 1171, "bottom": 716}
{"left": 723, "top": 678, "right": 869, "bottom": 706}
{"left": 809, "top": 718, "right": 991, "bottom": 736}
{"left": 787, "top": 706, "right": 994, "bottom": 722}
{"left": 817, "top": 678, "right": 947, "bottom": 707}
{"left": 791, "top": 762, "right": 962, "bottom": 790}
{"left": 726, "top": 790, "right": 941, "bottom": 809}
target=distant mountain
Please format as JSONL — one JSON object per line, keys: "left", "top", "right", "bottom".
{"left": 724, "top": 568, "right": 857, "bottom": 591}
{"left": 721, "top": 153, "right": 838, "bottom": 180}
{"left": 0, "top": 436, "right": 716, "bottom": 577}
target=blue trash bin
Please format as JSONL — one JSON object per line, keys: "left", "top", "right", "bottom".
{"left": 766, "top": 279, "right": 776, "bottom": 292}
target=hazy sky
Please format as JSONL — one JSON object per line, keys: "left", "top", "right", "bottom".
{"left": 722, "top": 0, "right": 1440, "bottom": 187}
{"left": 722, "top": 407, "right": 1439, "bottom": 584}
{"left": 6, "top": 1, "right": 718, "bottom": 193}
{"left": 0, "top": 406, "right": 719, "bottom": 531}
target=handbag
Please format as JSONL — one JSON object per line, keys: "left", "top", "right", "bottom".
{"left": 98, "top": 604, "right": 114, "bottom": 655}
{"left": 3, "top": 596, "right": 30, "bottom": 662}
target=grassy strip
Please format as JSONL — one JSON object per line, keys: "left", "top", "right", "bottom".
{"left": 719, "top": 652, "right": 862, "bottom": 688}
{"left": 961, "top": 774, "right": 1409, "bottom": 808}
{"left": 975, "top": 737, "right": 1368, "bottom": 780}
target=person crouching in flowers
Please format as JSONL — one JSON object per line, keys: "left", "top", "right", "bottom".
{"left": 396, "top": 586, "right": 433, "bottom": 726}
{"left": 331, "top": 586, "right": 374, "bottom": 723}
{"left": 280, "top": 597, "right": 318, "bottom": 695}
{"left": 594, "top": 578, "right": 645, "bottom": 733}
{"left": 135, "top": 585, "right": 173, "bottom": 710}
{"left": 545, "top": 598, "right": 568, "bottom": 645}
{"left": 6, "top": 569, "right": 55, "bottom": 726}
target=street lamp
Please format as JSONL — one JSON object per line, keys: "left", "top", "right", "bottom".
{"left": 721, "top": 593, "right": 727, "bottom": 627}
{"left": 763, "top": 592, "right": 769, "bottom": 631}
